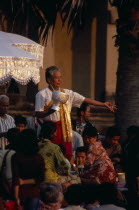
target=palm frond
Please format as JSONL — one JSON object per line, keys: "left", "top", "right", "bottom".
{"left": 60, "top": 0, "right": 86, "bottom": 32}
{"left": 0, "top": 0, "right": 88, "bottom": 44}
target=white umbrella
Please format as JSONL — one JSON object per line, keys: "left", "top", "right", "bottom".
{"left": 0, "top": 31, "right": 44, "bottom": 85}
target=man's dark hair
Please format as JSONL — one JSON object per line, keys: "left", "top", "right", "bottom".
{"left": 76, "top": 146, "right": 88, "bottom": 155}
{"left": 45, "top": 66, "right": 60, "bottom": 83}
{"left": 16, "top": 129, "right": 38, "bottom": 156}
{"left": 14, "top": 115, "right": 27, "bottom": 126}
{"left": 82, "top": 183, "right": 100, "bottom": 204}
{"left": 82, "top": 126, "right": 98, "bottom": 138}
{"left": 77, "top": 103, "right": 90, "bottom": 117}
{"left": 64, "top": 184, "right": 84, "bottom": 205}
{"left": 97, "top": 182, "right": 118, "bottom": 205}
{"left": 6, "top": 128, "right": 20, "bottom": 150}
{"left": 106, "top": 126, "right": 121, "bottom": 138}
{"left": 40, "top": 121, "right": 56, "bottom": 140}
{"left": 127, "top": 125, "right": 139, "bottom": 138}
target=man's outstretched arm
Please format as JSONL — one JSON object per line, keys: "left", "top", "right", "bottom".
{"left": 84, "top": 98, "right": 117, "bottom": 112}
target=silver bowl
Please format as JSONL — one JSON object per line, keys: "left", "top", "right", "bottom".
{"left": 52, "top": 90, "right": 69, "bottom": 104}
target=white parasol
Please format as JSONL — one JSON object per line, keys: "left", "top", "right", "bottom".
{"left": 0, "top": 31, "right": 44, "bottom": 85}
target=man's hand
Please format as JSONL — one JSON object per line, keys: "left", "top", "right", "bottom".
{"left": 51, "top": 102, "right": 60, "bottom": 111}
{"left": 104, "top": 102, "right": 117, "bottom": 112}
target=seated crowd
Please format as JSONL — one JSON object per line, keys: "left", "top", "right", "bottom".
{"left": 0, "top": 95, "right": 139, "bottom": 210}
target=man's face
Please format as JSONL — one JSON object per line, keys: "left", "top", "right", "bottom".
{"left": 81, "top": 106, "right": 91, "bottom": 121}
{"left": 107, "top": 136, "right": 120, "bottom": 146}
{"left": 76, "top": 152, "right": 87, "bottom": 165}
{"left": 48, "top": 71, "right": 62, "bottom": 89}
{"left": 0, "top": 99, "right": 9, "bottom": 115}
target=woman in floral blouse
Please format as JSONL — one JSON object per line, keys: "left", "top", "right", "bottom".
{"left": 80, "top": 141, "right": 116, "bottom": 184}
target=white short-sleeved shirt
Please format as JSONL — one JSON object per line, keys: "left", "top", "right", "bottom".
{"left": 0, "top": 114, "right": 15, "bottom": 133}
{"left": 35, "top": 87, "right": 85, "bottom": 122}
{"left": 72, "top": 130, "right": 84, "bottom": 151}
{"left": 72, "top": 130, "right": 84, "bottom": 158}
{"left": 0, "top": 114, "right": 15, "bottom": 150}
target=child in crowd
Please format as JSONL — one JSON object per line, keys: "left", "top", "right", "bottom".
{"left": 71, "top": 146, "right": 87, "bottom": 173}
{"left": 14, "top": 115, "right": 27, "bottom": 132}
{"left": 76, "top": 146, "right": 87, "bottom": 166}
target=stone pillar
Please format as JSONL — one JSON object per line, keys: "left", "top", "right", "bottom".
{"left": 90, "top": 18, "right": 97, "bottom": 99}
{"left": 105, "top": 24, "right": 118, "bottom": 103}
{"left": 54, "top": 14, "right": 73, "bottom": 90}
{"left": 38, "top": 32, "right": 55, "bottom": 90}
{"left": 105, "top": 3, "right": 118, "bottom": 102}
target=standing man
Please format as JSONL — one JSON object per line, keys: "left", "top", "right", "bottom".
{"left": 35, "top": 66, "right": 116, "bottom": 160}
{"left": 0, "top": 95, "right": 15, "bottom": 149}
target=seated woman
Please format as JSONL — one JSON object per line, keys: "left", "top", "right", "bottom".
{"left": 39, "top": 121, "right": 70, "bottom": 183}
{"left": 80, "top": 141, "right": 116, "bottom": 184}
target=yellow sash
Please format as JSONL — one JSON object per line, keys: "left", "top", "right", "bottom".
{"left": 44, "top": 101, "right": 54, "bottom": 112}
{"left": 43, "top": 90, "right": 73, "bottom": 142}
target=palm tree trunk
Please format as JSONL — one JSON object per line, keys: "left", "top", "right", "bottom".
{"left": 113, "top": 2, "right": 139, "bottom": 140}
{"left": 116, "top": 50, "right": 139, "bottom": 140}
